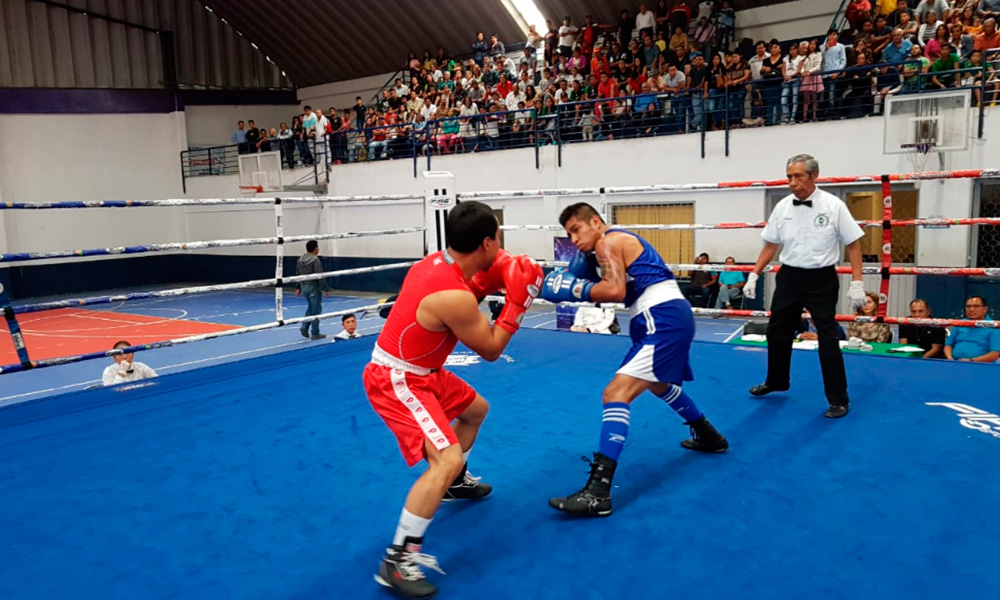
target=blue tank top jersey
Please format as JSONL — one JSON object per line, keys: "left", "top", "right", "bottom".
{"left": 606, "top": 228, "right": 676, "bottom": 307}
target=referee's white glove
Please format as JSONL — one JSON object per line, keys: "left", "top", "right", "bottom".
{"left": 847, "top": 281, "right": 866, "bottom": 311}
{"left": 744, "top": 272, "right": 759, "bottom": 300}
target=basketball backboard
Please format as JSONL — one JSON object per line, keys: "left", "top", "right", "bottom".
{"left": 883, "top": 89, "right": 971, "bottom": 155}
{"left": 238, "top": 151, "right": 283, "bottom": 192}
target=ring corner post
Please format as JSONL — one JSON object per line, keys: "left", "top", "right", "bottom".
{"left": 422, "top": 171, "right": 456, "bottom": 255}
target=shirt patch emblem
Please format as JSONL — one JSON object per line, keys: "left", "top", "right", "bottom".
{"left": 814, "top": 213, "right": 830, "bottom": 229}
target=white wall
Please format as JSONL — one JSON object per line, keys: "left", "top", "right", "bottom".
{"left": 297, "top": 72, "right": 397, "bottom": 116}
{"left": 311, "top": 114, "right": 997, "bottom": 266}
{"left": 184, "top": 105, "right": 303, "bottom": 147}
{"left": 0, "top": 112, "right": 189, "bottom": 262}
{"left": 179, "top": 111, "right": 1000, "bottom": 289}
{"left": 737, "top": 0, "right": 840, "bottom": 45}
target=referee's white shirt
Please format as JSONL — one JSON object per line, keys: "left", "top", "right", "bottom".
{"left": 761, "top": 187, "right": 865, "bottom": 269}
{"left": 102, "top": 361, "right": 158, "bottom": 386}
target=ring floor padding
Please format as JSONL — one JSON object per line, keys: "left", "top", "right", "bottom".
{"left": 0, "top": 330, "right": 996, "bottom": 599}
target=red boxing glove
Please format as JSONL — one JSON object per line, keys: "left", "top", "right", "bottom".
{"left": 468, "top": 249, "right": 513, "bottom": 301}
{"left": 496, "top": 255, "right": 544, "bottom": 334}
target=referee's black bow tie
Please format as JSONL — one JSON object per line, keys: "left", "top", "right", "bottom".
{"left": 792, "top": 198, "right": 812, "bottom": 207}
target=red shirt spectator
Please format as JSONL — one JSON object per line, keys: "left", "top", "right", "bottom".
{"left": 591, "top": 49, "right": 610, "bottom": 78}
{"left": 846, "top": 0, "right": 872, "bottom": 33}
{"left": 973, "top": 19, "right": 1000, "bottom": 52}
{"left": 496, "top": 76, "right": 513, "bottom": 100}
{"left": 627, "top": 72, "right": 648, "bottom": 93}
{"left": 597, "top": 73, "right": 619, "bottom": 98}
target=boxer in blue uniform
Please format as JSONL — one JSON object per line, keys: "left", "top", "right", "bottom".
{"left": 542, "top": 202, "right": 728, "bottom": 517}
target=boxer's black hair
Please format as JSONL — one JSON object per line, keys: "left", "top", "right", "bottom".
{"left": 559, "top": 203, "right": 605, "bottom": 227}
{"left": 447, "top": 200, "right": 499, "bottom": 253}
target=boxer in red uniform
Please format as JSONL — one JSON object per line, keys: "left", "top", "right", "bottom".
{"left": 364, "top": 201, "right": 543, "bottom": 599}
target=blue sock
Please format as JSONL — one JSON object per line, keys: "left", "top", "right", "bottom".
{"left": 598, "top": 402, "right": 630, "bottom": 461}
{"left": 657, "top": 385, "right": 703, "bottom": 424}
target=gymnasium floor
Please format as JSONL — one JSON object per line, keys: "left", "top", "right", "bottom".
{"left": 0, "top": 289, "right": 746, "bottom": 406}
{"left": 0, "top": 328, "right": 996, "bottom": 599}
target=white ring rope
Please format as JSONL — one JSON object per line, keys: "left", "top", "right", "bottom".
{"left": 0, "top": 303, "right": 395, "bottom": 375}
{"left": 12, "top": 262, "right": 418, "bottom": 315}
{"left": 0, "top": 227, "right": 425, "bottom": 264}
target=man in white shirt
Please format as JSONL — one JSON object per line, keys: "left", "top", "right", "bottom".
{"left": 558, "top": 16, "right": 579, "bottom": 57}
{"left": 102, "top": 340, "right": 158, "bottom": 386}
{"left": 635, "top": 3, "right": 656, "bottom": 39}
{"left": 743, "top": 154, "right": 866, "bottom": 418}
{"left": 335, "top": 314, "right": 362, "bottom": 340}
{"left": 748, "top": 41, "right": 767, "bottom": 81}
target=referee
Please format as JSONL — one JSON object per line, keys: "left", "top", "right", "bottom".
{"left": 744, "top": 154, "right": 866, "bottom": 418}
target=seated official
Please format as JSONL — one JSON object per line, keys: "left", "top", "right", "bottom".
{"left": 102, "top": 340, "right": 158, "bottom": 386}
{"left": 684, "top": 252, "right": 718, "bottom": 308}
{"left": 714, "top": 257, "right": 746, "bottom": 310}
{"left": 798, "top": 318, "right": 846, "bottom": 341}
{"left": 570, "top": 306, "right": 619, "bottom": 334}
{"left": 335, "top": 314, "right": 362, "bottom": 340}
{"left": 944, "top": 295, "right": 1000, "bottom": 362}
{"left": 898, "top": 298, "right": 946, "bottom": 358}
{"left": 846, "top": 291, "right": 893, "bottom": 343}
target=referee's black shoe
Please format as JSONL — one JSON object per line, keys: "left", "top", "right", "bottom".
{"left": 681, "top": 416, "right": 729, "bottom": 453}
{"left": 442, "top": 464, "right": 492, "bottom": 502}
{"left": 749, "top": 383, "right": 789, "bottom": 396}
{"left": 548, "top": 453, "right": 616, "bottom": 517}
{"left": 824, "top": 404, "right": 850, "bottom": 418}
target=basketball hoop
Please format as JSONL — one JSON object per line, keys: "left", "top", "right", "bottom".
{"left": 238, "top": 185, "right": 263, "bottom": 197}
{"left": 900, "top": 142, "right": 935, "bottom": 173}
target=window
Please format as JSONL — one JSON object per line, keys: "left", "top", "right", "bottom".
{"left": 610, "top": 202, "right": 694, "bottom": 266}
{"left": 845, "top": 189, "right": 917, "bottom": 264}
{"left": 973, "top": 181, "right": 1000, "bottom": 268}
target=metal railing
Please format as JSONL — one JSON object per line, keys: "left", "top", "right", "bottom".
{"left": 180, "top": 50, "right": 1000, "bottom": 186}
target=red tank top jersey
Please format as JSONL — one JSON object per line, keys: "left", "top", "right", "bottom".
{"left": 375, "top": 251, "right": 470, "bottom": 370}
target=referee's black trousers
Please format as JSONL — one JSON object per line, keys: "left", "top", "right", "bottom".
{"left": 765, "top": 265, "right": 849, "bottom": 406}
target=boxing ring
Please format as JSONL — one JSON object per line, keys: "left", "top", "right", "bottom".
{"left": 1, "top": 170, "right": 999, "bottom": 599}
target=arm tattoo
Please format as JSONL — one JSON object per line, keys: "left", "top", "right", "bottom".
{"left": 595, "top": 240, "right": 626, "bottom": 291}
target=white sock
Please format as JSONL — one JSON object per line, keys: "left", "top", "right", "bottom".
{"left": 393, "top": 508, "right": 432, "bottom": 547}
{"left": 462, "top": 449, "right": 471, "bottom": 464}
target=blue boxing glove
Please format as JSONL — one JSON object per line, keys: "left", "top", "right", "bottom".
{"left": 567, "top": 251, "right": 601, "bottom": 282}
{"left": 542, "top": 270, "right": 594, "bottom": 303}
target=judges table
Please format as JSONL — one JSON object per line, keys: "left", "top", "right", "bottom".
{"left": 731, "top": 336, "right": 925, "bottom": 358}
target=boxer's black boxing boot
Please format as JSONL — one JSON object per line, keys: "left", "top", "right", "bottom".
{"left": 680, "top": 415, "right": 729, "bottom": 453}
{"left": 375, "top": 537, "right": 443, "bottom": 599}
{"left": 548, "top": 453, "right": 616, "bottom": 517}
{"left": 442, "top": 463, "right": 492, "bottom": 502}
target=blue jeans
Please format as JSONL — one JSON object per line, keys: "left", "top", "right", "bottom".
{"left": 691, "top": 94, "right": 705, "bottom": 130}
{"left": 761, "top": 81, "right": 782, "bottom": 126}
{"left": 296, "top": 139, "right": 313, "bottom": 165}
{"left": 302, "top": 287, "right": 322, "bottom": 336}
{"left": 715, "top": 285, "right": 743, "bottom": 309}
{"left": 727, "top": 87, "right": 745, "bottom": 125}
{"left": 781, "top": 79, "right": 800, "bottom": 122}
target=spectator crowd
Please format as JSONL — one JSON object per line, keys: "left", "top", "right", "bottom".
{"left": 224, "top": 0, "right": 1000, "bottom": 166}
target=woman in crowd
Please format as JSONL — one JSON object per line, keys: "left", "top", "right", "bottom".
{"left": 292, "top": 115, "right": 313, "bottom": 166}
{"left": 959, "top": 5, "right": 981, "bottom": 34}
{"left": 917, "top": 10, "right": 944, "bottom": 47}
{"left": 758, "top": 41, "right": 784, "bottom": 126}
{"left": 435, "top": 108, "right": 461, "bottom": 153}
{"left": 422, "top": 49, "right": 436, "bottom": 71}
{"left": 407, "top": 51, "right": 421, "bottom": 78}
{"left": 799, "top": 38, "right": 824, "bottom": 122}
{"left": 782, "top": 41, "right": 805, "bottom": 123}
{"left": 924, "top": 24, "right": 948, "bottom": 59}
{"left": 708, "top": 53, "right": 726, "bottom": 130}
{"left": 846, "top": 291, "right": 893, "bottom": 343}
